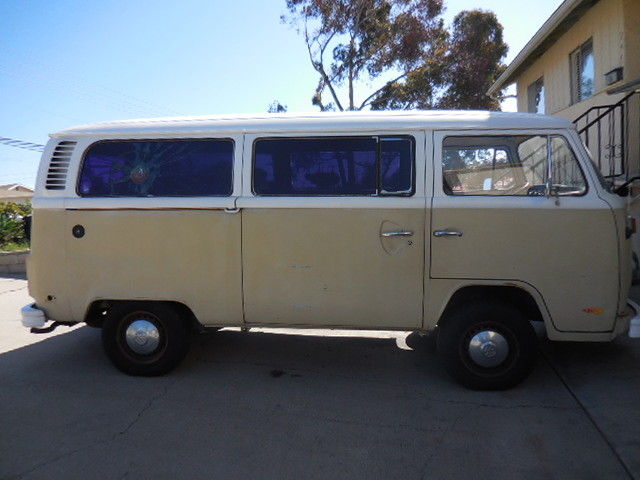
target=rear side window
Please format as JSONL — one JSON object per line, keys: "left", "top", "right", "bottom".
{"left": 78, "top": 139, "right": 234, "bottom": 197}
{"left": 253, "top": 136, "right": 414, "bottom": 196}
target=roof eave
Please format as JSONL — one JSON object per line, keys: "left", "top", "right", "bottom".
{"left": 488, "top": 0, "right": 598, "bottom": 96}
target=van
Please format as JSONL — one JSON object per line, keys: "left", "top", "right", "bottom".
{"left": 20, "top": 111, "right": 640, "bottom": 389}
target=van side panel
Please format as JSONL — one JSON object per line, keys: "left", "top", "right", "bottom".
{"left": 242, "top": 207, "right": 425, "bottom": 329}
{"left": 64, "top": 209, "right": 243, "bottom": 326}
{"left": 27, "top": 209, "right": 72, "bottom": 321}
{"left": 430, "top": 198, "right": 619, "bottom": 332}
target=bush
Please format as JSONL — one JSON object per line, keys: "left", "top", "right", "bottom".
{"left": 0, "top": 202, "right": 32, "bottom": 250}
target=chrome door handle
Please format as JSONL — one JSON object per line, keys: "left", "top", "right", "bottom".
{"left": 433, "top": 230, "right": 463, "bottom": 237}
{"left": 381, "top": 231, "right": 414, "bottom": 237}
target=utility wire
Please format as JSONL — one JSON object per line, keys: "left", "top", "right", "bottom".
{"left": 0, "top": 137, "right": 44, "bottom": 153}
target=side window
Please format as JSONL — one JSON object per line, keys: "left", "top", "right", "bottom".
{"left": 517, "top": 136, "right": 548, "bottom": 187}
{"left": 380, "top": 137, "right": 413, "bottom": 194}
{"left": 443, "top": 135, "right": 587, "bottom": 196}
{"left": 550, "top": 136, "right": 587, "bottom": 195}
{"left": 253, "top": 136, "right": 414, "bottom": 196}
{"left": 78, "top": 139, "right": 234, "bottom": 197}
{"left": 443, "top": 137, "right": 523, "bottom": 195}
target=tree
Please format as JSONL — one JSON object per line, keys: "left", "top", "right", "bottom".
{"left": 283, "top": 0, "right": 448, "bottom": 111}
{"left": 437, "top": 10, "right": 508, "bottom": 110}
{"left": 283, "top": 2, "right": 507, "bottom": 110}
{"left": 268, "top": 100, "right": 288, "bottom": 113}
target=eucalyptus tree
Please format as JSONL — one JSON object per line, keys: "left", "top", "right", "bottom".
{"left": 283, "top": 1, "right": 507, "bottom": 110}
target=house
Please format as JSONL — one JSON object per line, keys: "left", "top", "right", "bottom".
{"left": 488, "top": 0, "right": 640, "bottom": 252}
{"left": 489, "top": 0, "right": 639, "bottom": 181}
{"left": 0, "top": 184, "right": 34, "bottom": 204}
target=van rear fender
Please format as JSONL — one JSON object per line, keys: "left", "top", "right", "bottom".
{"left": 84, "top": 299, "right": 203, "bottom": 332}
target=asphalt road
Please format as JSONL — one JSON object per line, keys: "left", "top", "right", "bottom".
{"left": 1, "top": 273, "right": 639, "bottom": 480}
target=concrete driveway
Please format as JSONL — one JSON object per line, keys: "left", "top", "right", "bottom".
{"left": 1, "top": 273, "right": 638, "bottom": 480}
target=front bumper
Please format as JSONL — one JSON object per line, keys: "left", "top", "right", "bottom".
{"left": 627, "top": 300, "right": 640, "bottom": 338}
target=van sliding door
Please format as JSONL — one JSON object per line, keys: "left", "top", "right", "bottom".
{"left": 238, "top": 132, "right": 429, "bottom": 329}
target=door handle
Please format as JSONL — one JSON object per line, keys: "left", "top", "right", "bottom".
{"left": 433, "top": 230, "right": 463, "bottom": 237}
{"left": 381, "top": 231, "right": 414, "bottom": 237}
{"left": 224, "top": 207, "right": 240, "bottom": 214}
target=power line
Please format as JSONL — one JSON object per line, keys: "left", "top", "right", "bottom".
{"left": 0, "top": 58, "right": 184, "bottom": 118}
{"left": 0, "top": 137, "right": 44, "bottom": 153}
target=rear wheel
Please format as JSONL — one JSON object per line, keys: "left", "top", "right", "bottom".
{"left": 437, "top": 301, "right": 537, "bottom": 390}
{"left": 102, "top": 302, "right": 190, "bottom": 376}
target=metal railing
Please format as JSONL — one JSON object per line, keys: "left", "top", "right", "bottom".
{"left": 574, "top": 90, "right": 640, "bottom": 180}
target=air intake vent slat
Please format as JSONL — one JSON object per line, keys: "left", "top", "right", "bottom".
{"left": 45, "top": 141, "right": 77, "bottom": 190}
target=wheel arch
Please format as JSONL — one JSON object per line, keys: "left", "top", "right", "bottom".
{"left": 436, "top": 284, "right": 548, "bottom": 329}
{"left": 84, "top": 299, "right": 203, "bottom": 332}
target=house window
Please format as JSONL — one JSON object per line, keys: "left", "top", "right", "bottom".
{"left": 527, "top": 78, "right": 545, "bottom": 114}
{"left": 570, "top": 39, "right": 595, "bottom": 103}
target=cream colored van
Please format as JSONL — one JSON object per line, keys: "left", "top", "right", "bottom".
{"left": 21, "top": 111, "right": 640, "bottom": 389}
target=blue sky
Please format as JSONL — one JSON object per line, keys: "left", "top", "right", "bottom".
{"left": 0, "top": 0, "right": 563, "bottom": 187}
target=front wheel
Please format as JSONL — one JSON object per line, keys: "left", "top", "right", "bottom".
{"left": 437, "top": 301, "right": 537, "bottom": 390}
{"left": 102, "top": 302, "right": 190, "bottom": 376}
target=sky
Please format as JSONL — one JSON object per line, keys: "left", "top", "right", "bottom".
{"left": 0, "top": 0, "right": 564, "bottom": 187}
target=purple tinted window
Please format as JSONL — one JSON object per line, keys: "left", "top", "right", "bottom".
{"left": 380, "top": 138, "right": 413, "bottom": 193}
{"left": 254, "top": 137, "right": 377, "bottom": 196}
{"left": 78, "top": 139, "right": 233, "bottom": 197}
{"left": 253, "top": 136, "right": 414, "bottom": 196}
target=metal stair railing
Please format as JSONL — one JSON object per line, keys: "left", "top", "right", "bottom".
{"left": 573, "top": 90, "right": 639, "bottom": 180}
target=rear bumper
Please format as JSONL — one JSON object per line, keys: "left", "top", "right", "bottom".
{"left": 21, "top": 303, "right": 78, "bottom": 333}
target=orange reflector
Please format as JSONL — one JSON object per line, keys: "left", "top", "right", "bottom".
{"left": 583, "top": 307, "right": 604, "bottom": 315}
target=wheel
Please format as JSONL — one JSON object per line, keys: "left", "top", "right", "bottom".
{"left": 102, "top": 302, "right": 190, "bottom": 376}
{"left": 437, "top": 301, "right": 537, "bottom": 390}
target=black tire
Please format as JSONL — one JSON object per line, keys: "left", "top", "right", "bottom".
{"left": 102, "top": 302, "right": 190, "bottom": 376}
{"left": 437, "top": 301, "right": 537, "bottom": 390}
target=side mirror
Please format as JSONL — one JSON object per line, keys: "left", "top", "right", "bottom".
{"left": 617, "top": 185, "right": 630, "bottom": 197}
{"left": 614, "top": 175, "right": 640, "bottom": 197}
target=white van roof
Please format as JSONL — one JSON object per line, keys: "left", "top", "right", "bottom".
{"left": 51, "top": 110, "right": 574, "bottom": 138}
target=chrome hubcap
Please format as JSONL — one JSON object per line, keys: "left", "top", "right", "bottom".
{"left": 468, "top": 330, "right": 509, "bottom": 368}
{"left": 125, "top": 319, "right": 161, "bottom": 355}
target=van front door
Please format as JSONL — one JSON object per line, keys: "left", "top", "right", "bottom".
{"left": 430, "top": 130, "right": 619, "bottom": 333}
{"left": 239, "top": 133, "right": 429, "bottom": 329}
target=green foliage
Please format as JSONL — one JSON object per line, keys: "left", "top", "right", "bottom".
{"left": 0, "top": 202, "right": 31, "bottom": 250}
{"left": 268, "top": 100, "right": 289, "bottom": 113}
{"left": 438, "top": 10, "right": 508, "bottom": 110}
{"left": 283, "top": 2, "right": 508, "bottom": 110}
{"left": 284, "top": 0, "right": 448, "bottom": 111}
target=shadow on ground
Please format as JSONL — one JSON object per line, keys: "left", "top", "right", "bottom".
{"left": 1, "top": 324, "right": 636, "bottom": 480}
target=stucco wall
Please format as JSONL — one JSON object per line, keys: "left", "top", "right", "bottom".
{"left": 0, "top": 250, "right": 28, "bottom": 274}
